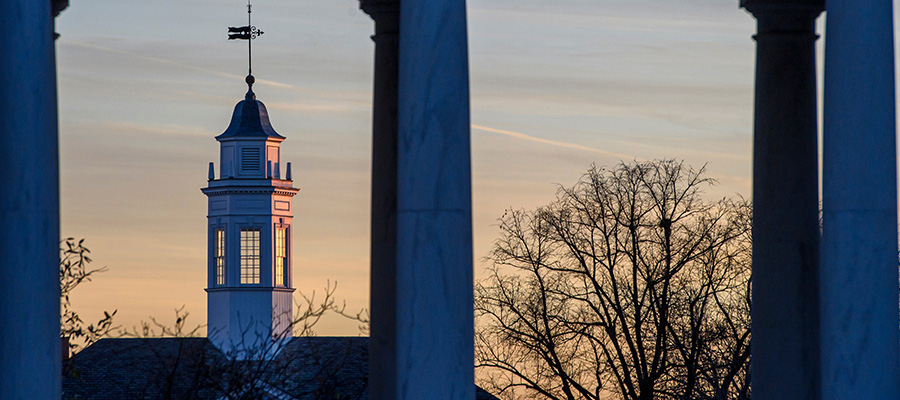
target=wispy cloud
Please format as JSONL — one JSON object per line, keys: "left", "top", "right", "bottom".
{"left": 85, "top": 120, "right": 215, "bottom": 138}
{"left": 64, "top": 40, "right": 361, "bottom": 102}
{"left": 471, "top": 124, "right": 635, "bottom": 160}
{"left": 265, "top": 100, "right": 363, "bottom": 114}
{"left": 67, "top": 41, "right": 239, "bottom": 79}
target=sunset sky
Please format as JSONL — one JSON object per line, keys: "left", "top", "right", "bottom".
{"left": 54, "top": 0, "right": 820, "bottom": 335}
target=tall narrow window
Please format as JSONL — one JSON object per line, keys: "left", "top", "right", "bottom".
{"left": 240, "top": 228, "right": 260, "bottom": 284}
{"left": 215, "top": 229, "right": 226, "bottom": 286}
{"left": 275, "top": 227, "right": 287, "bottom": 286}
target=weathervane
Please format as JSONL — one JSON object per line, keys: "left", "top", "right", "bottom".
{"left": 228, "top": 0, "right": 264, "bottom": 92}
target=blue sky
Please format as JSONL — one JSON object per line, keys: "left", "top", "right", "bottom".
{"left": 56, "top": 0, "right": 785, "bottom": 335}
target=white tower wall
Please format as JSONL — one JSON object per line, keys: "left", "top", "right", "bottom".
{"left": 202, "top": 90, "right": 298, "bottom": 358}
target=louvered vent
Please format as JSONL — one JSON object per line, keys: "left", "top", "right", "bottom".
{"left": 241, "top": 148, "right": 261, "bottom": 172}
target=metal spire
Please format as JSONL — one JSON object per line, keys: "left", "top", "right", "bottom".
{"left": 228, "top": 0, "right": 264, "bottom": 93}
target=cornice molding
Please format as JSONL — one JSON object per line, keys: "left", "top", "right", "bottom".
{"left": 201, "top": 187, "right": 299, "bottom": 197}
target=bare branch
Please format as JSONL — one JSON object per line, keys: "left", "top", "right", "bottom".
{"left": 476, "top": 160, "right": 751, "bottom": 400}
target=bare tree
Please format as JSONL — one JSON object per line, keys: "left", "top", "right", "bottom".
{"left": 476, "top": 160, "right": 751, "bottom": 400}
{"left": 60, "top": 238, "right": 117, "bottom": 355}
{"left": 291, "top": 280, "right": 369, "bottom": 337}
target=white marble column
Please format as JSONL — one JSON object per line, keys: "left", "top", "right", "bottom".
{"left": 360, "top": 1, "right": 400, "bottom": 399}
{"left": 821, "top": 0, "right": 900, "bottom": 398}
{"left": 396, "top": 0, "right": 474, "bottom": 398}
{"left": 741, "top": 1, "right": 823, "bottom": 398}
{"left": 0, "top": 1, "right": 65, "bottom": 399}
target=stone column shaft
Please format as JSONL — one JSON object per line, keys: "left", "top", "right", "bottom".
{"left": 360, "top": 1, "right": 400, "bottom": 399}
{"left": 396, "top": 0, "right": 474, "bottom": 398}
{"left": 821, "top": 0, "right": 900, "bottom": 398}
{"left": 0, "top": 1, "right": 64, "bottom": 399}
{"left": 742, "top": 2, "right": 823, "bottom": 398}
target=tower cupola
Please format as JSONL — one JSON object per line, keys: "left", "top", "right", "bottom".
{"left": 218, "top": 89, "right": 284, "bottom": 140}
{"left": 201, "top": 2, "right": 297, "bottom": 358}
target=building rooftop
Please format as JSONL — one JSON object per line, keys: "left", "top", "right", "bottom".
{"left": 63, "top": 336, "right": 500, "bottom": 400}
{"left": 217, "top": 90, "right": 285, "bottom": 140}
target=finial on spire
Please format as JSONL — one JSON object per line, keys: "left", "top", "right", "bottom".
{"left": 228, "top": 0, "right": 264, "bottom": 94}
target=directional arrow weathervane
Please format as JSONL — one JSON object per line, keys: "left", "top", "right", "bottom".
{"left": 229, "top": 0, "right": 264, "bottom": 89}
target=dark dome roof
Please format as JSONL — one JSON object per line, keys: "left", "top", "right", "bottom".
{"left": 217, "top": 91, "right": 284, "bottom": 139}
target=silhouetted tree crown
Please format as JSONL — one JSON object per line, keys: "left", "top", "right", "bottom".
{"left": 476, "top": 160, "right": 751, "bottom": 400}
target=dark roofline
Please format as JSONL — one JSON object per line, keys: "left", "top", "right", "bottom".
{"left": 217, "top": 93, "right": 285, "bottom": 140}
